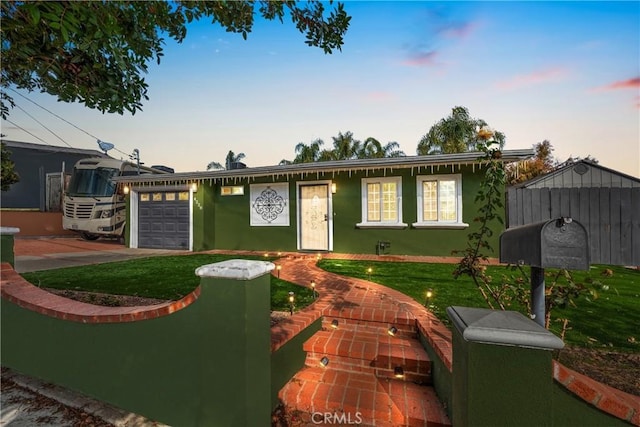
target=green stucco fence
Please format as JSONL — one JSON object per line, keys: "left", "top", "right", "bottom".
{"left": 1, "top": 258, "right": 320, "bottom": 427}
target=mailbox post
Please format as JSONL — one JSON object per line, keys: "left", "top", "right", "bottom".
{"left": 500, "top": 217, "right": 589, "bottom": 327}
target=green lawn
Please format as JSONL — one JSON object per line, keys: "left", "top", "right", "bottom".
{"left": 21, "top": 254, "right": 315, "bottom": 312}
{"left": 316, "top": 259, "right": 640, "bottom": 352}
{"left": 21, "top": 254, "right": 640, "bottom": 352}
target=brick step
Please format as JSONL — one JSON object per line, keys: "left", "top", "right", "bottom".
{"left": 305, "top": 352, "right": 431, "bottom": 385}
{"left": 303, "top": 330, "right": 432, "bottom": 384}
{"left": 278, "top": 366, "right": 450, "bottom": 427}
{"left": 325, "top": 306, "right": 416, "bottom": 326}
{"left": 321, "top": 316, "right": 417, "bottom": 339}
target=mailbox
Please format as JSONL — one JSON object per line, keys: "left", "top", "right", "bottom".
{"left": 500, "top": 218, "right": 589, "bottom": 271}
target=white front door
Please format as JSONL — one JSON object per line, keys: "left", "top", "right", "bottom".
{"left": 298, "top": 183, "right": 331, "bottom": 251}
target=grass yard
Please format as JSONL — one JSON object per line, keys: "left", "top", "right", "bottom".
{"left": 20, "top": 254, "right": 640, "bottom": 352}
{"left": 21, "top": 254, "right": 315, "bottom": 312}
{"left": 317, "top": 259, "right": 640, "bottom": 353}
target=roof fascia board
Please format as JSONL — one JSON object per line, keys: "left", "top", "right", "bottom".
{"left": 114, "top": 149, "right": 535, "bottom": 184}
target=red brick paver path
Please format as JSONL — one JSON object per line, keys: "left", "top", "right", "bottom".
{"left": 273, "top": 255, "right": 452, "bottom": 427}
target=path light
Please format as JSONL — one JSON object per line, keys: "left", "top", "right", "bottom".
{"left": 367, "top": 267, "right": 373, "bottom": 280}
{"left": 276, "top": 264, "right": 282, "bottom": 278}
{"left": 425, "top": 288, "right": 433, "bottom": 307}
{"left": 388, "top": 326, "right": 398, "bottom": 336}
{"left": 394, "top": 367, "right": 405, "bottom": 378}
{"left": 310, "top": 280, "right": 317, "bottom": 298}
{"left": 277, "top": 252, "right": 282, "bottom": 257}
{"left": 264, "top": 253, "right": 269, "bottom": 258}
{"left": 288, "top": 291, "right": 295, "bottom": 315}
{"left": 331, "top": 319, "right": 339, "bottom": 329}
{"left": 320, "top": 356, "right": 330, "bottom": 367}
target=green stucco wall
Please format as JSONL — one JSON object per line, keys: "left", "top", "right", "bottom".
{"left": 198, "top": 166, "right": 502, "bottom": 257}
{"left": 270, "top": 318, "right": 322, "bottom": 409}
{"left": 1, "top": 233, "right": 15, "bottom": 266}
{"left": 1, "top": 265, "right": 273, "bottom": 427}
{"left": 551, "top": 384, "right": 628, "bottom": 426}
{"left": 418, "top": 331, "right": 452, "bottom": 420}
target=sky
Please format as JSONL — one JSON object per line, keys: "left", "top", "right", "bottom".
{"left": 2, "top": 1, "right": 639, "bottom": 176}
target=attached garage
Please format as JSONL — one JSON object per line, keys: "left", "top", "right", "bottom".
{"left": 131, "top": 188, "right": 192, "bottom": 250}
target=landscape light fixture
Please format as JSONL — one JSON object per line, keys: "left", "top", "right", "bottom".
{"left": 388, "top": 326, "right": 398, "bottom": 336}
{"left": 264, "top": 253, "right": 269, "bottom": 258}
{"left": 320, "top": 356, "right": 330, "bottom": 367}
{"left": 331, "top": 319, "right": 339, "bottom": 329}
{"left": 277, "top": 264, "right": 282, "bottom": 278}
{"left": 425, "top": 288, "right": 433, "bottom": 307}
{"left": 288, "top": 291, "right": 295, "bottom": 315}
{"left": 311, "top": 280, "right": 317, "bottom": 298}
{"left": 394, "top": 367, "right": 405, "bottom": 378}
{"left": 367, "top": 267, "right": 373, "bottom": 280}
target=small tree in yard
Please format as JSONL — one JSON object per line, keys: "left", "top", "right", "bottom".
{"left": 452, "top": 128, "right": 605, "bottom": 336}
{"left": 1, "top": 141, "right": 20, "bottom": 191}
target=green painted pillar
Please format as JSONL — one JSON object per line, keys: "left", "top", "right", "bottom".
{"left": 447, "top": 306, "right": 564, "bottom": 427}
{"left": 195, "top": 259, "right": 274, "bottom": 427}
{"left": 1, "top": 227, "right": 20, "bottom": 267}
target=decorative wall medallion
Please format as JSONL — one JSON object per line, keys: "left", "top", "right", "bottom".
{"left": 250, "top": 183, "right": 289, "bottom": 226}
{"left": 253, "top": 187, "right": 285, "bottom": 223}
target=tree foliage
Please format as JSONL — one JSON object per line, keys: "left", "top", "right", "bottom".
{"left": 506, "top": 140, "right": 556, "bottom": 185}
{"left": 1, "top": 142, "right": 20, "bottom": 191}
{"left": 289, "top": 131, "right": 406, "bottom": 164}
{"left": 417, "top": 106, "right": 505, "bottom": 155}
{"left": 1, "top": 0, "right": 351, "bottom": 118}
{"left": 207, "top": 150, "right": 245, "bottom": 170}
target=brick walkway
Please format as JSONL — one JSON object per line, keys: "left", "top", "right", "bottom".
{"left": 272, "top": 255, "right": 452, "bottom": 427}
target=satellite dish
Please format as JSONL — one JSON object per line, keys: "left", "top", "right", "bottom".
{"left": 97, "top": 139, "right": 115, "bottom": 154}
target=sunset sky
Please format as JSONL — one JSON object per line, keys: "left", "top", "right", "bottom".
{"left": 2, "top": 1, "right": 639, "bottom": 176}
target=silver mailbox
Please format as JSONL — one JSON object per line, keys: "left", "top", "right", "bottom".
{"left": 500, "top": 218, "right": 589, "bottom": 270}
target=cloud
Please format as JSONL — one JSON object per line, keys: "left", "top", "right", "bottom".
{"left": 593, "top": 77, "right": 640, "bottom": 91}
{"left": 496, "top": 67, "right": 569, "bottom": 91}
{"left": 402, "top": 50, "right": 439, "bottom": 67}
{"left": 365, "top": 91, "right": 395, "bottom": 102}
{"left": 400, "top": 6, "right": 478, "bottom": 68}
{"left": 439, "top": 21, "right": 477, "bottom": 39}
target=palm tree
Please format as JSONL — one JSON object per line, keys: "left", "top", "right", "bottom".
{"left": 330, "top": 131, "right": 360, "bottom": 160}
{"left": 417, "top": 106, "right": 505, "bottom": 155}
{"left": 359, "top": 137, "right": 406, "bottom": 159}
{"left": 293, "top": 139, "right": 324, "bottom": 163}
{"left": 207, "top": 150, "right": 246, "bottom": 170}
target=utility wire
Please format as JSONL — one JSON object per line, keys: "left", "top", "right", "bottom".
{"left": 6, "top": 87, "right": 131, "bottom": 158}
{"left": 3, "top": 118, "right": 51, "bottom": 145}
{"left": 12, "top": 101, "right": 74, "bottom": 148}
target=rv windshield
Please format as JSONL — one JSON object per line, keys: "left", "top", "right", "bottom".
{"left": 66, "top": 167, "right": 119, "bottom": 197}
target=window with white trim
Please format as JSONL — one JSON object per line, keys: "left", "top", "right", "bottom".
{"left": 357, "top": 177, "right": 407, "bottom": 228}
{"left": 413, "top": 174, "right": 468, "bottom": 229}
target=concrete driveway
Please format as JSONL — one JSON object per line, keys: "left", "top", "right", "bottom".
{"left": 13, "top": 237, "right": 184, "bottom": 273}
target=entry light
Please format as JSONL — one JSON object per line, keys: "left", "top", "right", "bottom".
{"left": 190, "top": 182, "right": 198, "bottom": 192}
{"left": 123, "top": 185, "right": 130, "bottom": 195}
{"left": 320, "top": 356, "right": 330, "bottom": 367}
{"left": 331, "top": 183, "right": 337, "bottom": 194}
{"left": 388, "top": 326, "right": 398, "bottom": 336}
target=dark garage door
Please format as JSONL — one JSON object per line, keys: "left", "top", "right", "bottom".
{"left": 138, "top": 191, "right": 190, "bottom": 250}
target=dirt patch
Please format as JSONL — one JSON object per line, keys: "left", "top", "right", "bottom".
{"left": 555, "top": 346, "right": 640, "bottom": 396}
{"left": 44, "top": 288, "right": 170, "bottom": 307}
{"left": 43, "top": 289, "right": 293, "bottom": 328}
